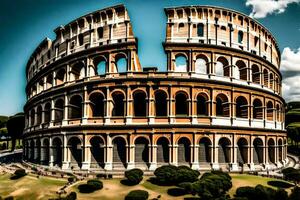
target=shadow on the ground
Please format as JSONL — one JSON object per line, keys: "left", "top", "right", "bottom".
{"left": 267, "top": 180, "right": 294, "bottom": 188}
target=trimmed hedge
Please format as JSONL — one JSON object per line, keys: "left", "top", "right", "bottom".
{"left": 10, "top": 169, "right": 27, "bottom": 180}
{"left": 124, "top": 168, "right": 144, "bottom": 185}
{"left": 125, "top": 190, "right": 149, "bottom": 200}
{"left": 78, "top": 179, "right": 103, "bottom": 193}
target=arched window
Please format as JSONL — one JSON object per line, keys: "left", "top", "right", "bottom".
{"left": 253, "top": 99, "right": 263, "bottom": 119}
{"left": 236, "top": 60, "right": 247, "bottom": 81}
{"left": 89, "top": 93, "right": 105, "bottom": 117}
{"left": 267, "top": 101, "right": 274, "bottom": 121}
{"left": 30, "top": 109, "right": 35, "bottom": 126}
{"left": 216, "top": 57, "right": 229, "bottom": 77}
{"left": 46, "top": 74, "right": 53, "bottom": 89}
{"left": 175, "top": 55, "right": 187, "bottom": 72}
{"left": 263, "top": 69, "right": 269, "bottom": 87}
{"left": 270, "top": 73, "right": 274, "bottom": 90}
{"left": 97, "top": 27, "right": 104, "bottom": 39}
{"left": 116, "top": 56, "right": 127, "bottom": 73}
{"left": 155, "top": 91, "right": 167, "bottom": 117}
{"left": 238, "top": 31, "right": 243, "bottom": 43}
{"left": 175, "top": 92, "right": 188, "bottom": 116}
{"left": 44, "top": 103, "right": 51, "bottom": 123}
{"left": 235, "top": 96, "right": 248, "bottom": 118}
{"left": 197, "top": 23, "right": 204, "bottom": 37}
{"left": 36, "top": 106, "right": 42, "bottom": 125}
{"left": 197, "top": 93, "right": 208, "bottom": 116}
{"left": 56, "top": 69, "right": 65, "bottom": 85}
{"left": 133, "top": 91, "right": 147, "bottom": 117}
{"left": 251, "top": 65, "right": 260, "bottom": 84}
{"left": 93, "top": 56, "right": 106, "bottom": 75}
{"left": 195, "top": 55, "right": 208, "bottom": 74}
{"left": 69, "top": 95, "right": 82, "bottom": 119}
{"left": 78, "top": 34, "right": 84, "bottom": 46}
{"left": 216, "top": 94, "right": 229, "bottom": 117}
{"left": 70, "top": 62, "right": 85, "bottom": 81}
{"left": 112, "top": 92, "right": 125, "bottom": 116}
{"left": 54, "top": 99, "right": 64, "bottom": 121}
{"left": 178, "top": 23, "right": 184, "bottom": 31}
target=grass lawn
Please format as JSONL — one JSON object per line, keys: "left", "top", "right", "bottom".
{"left": 0, "top": 173, "right": 67, "bottom": 200}
{"left": 0, "top": 172, "right": 294, "bottom": 200}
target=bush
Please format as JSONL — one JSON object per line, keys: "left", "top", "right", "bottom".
{"left": 124, "top": 168, "right": 144, "bottom": 185}
{"left": 10, "top": 169, "right": 27, "bottom": 180}
{"left": 78, "top": 179, "right": 103, "bottom": 193}
{"left": 153, "top": 165, "right": 178, "bottom": 185}
{"left": 68, "top": 177, "right": 75, "bottom": 183}
{"left": 65, "top": 192, "right": 77, "bottom": 200}
{"left": 125, "top": 190, "right": 149, "bottom": 200}
{"left": 177, "top": 166, "right": 200, "bottom": 183}
{"left": 289, "top": 186, "right": 300, "bottom": 200}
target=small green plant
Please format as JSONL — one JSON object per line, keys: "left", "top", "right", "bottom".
{"left": 78, "top": 179, "right": 103, "bottom": 193}
{"left": 125, "top": 190, "right": 149, "bottom": 200}
{"left": 10, "top": 169, "right": 27, "bottom": 180}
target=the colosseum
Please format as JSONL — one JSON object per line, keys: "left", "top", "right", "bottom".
{"left": 23, "top": 4, "right": 287, "bottom": 173}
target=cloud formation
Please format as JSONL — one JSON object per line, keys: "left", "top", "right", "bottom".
{"left": 281, "top": 47, "right": 300, "bottom": 71}
{"left": 282, "top": 75, "right": 300, "bottom": 102}
{"left": 246, "top": 0, "right": 300, "bottom": 18}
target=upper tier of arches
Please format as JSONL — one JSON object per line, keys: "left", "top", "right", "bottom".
{"left": 164, "top": 6, "right": 280, "bottom": 68}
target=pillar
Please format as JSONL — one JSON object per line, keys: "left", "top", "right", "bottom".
{"left": 104, "top": 135, "right": 113, "bottom": 170}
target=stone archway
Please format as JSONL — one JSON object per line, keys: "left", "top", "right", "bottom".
{"left": 90, "top": 136, "right": 105, "bottom": 169}
{"left": 112, "top": 137, "right": 127, "bottom": 169}
{"left": 157, "top": 137, "right": 169, "bottom": 164}
{"left": 134, "top": 137, "right": 149, "bottom": 169}
{"left": 68, "top": 137, "right": 82, "bottom": 169}
{"left": 177, "top": 137, "right": 191, "bottom": 166}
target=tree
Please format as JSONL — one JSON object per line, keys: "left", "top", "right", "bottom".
{"left": 6, "top": 113, "right": 25, "bottom": 151}
{"left": 124, "top": 168, "right": 144, "bottom": 185}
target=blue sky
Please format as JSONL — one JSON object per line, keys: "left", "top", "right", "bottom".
{"left": 0, "top": 0, "right": 300, "bottom": 116}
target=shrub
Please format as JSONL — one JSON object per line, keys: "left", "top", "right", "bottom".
{"left": 176, "top": 166, "right": 200, "bottom": 183}
{"left": 154, "top": 165, "right": 178, "bottom": 185}
{"left": 10, "top": 169, "right": 26, "bottom": 180}
{"left": 68, "top": 177, "right": 75, "bottom": 183}
{"left": 289, "top": 186, "right": 300, "bottom": 200}
{"left": 124, "top": 168, "right": 144, "bottom": 185}
{"left": 78, "top": 179, "right": 103, "bottom": 193}
{"left": 125, "top": 190, "right": 149, "bottom": 200}
{"left": 65, "top": 192, "right": 77, "bottom": 200}
{"left": 235, "top": 186, "right": 256, "bottom": 200}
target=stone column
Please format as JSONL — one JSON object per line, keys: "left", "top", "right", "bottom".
{"left": 62, "top": 135, "right": 70, "bottom": 170}
{"left": 81, "top": 136, "right": 91, "bottom": 170}
{"left": 249, "top": 137, "right": 255, "bottom": 170}
{"left": 49, "top": 137, "right": 54, "bottom": 167}
{"left": 82, "top": 86, "right": 89, "bottom": 124}
{"left": 191, "top": 144, "right": 199, "bottom": 170}
{"left": 149, "top": 144, "right": 157, "bottom": 171}
{"left": 104, "top": 87, "right": 111, "bottom": 124}
{"left": 104, "top": 135, "right": 113, "bottom": 170}
{"left": 62, "top": 93, "right": 69, "bottom": 125}
{"left": 212, "top": 135, "right": 220, "bottom": 170}
{"left": 127, "top": 143, "right": 135, "bottom": 170}
{"left": 148, "top": 85, "right": 155, "bottom": 124}
{"left": 50, "top": 99, "right": 55, "bottom": 127}
{"left": 126, "top": 86, "right": 133, "bottom": 124}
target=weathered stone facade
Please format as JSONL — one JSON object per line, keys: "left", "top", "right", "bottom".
{"left": 23, "top": 5, "right": 287, "bottom": 172}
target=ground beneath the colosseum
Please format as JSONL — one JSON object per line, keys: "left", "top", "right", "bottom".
{"left": 0, "top": 172, "right": 294, "bottom": 200}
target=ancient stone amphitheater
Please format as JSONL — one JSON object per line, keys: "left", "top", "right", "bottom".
{"left": 23, "top": 4, "right": 287, "bottom": 173}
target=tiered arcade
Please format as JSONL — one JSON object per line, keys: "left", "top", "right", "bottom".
{"left": 23, "top": 5, "right": 287, "bottom": 172}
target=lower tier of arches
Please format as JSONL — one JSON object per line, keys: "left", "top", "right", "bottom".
{"left": 23, "top": 131, "right": 288, "bottom": 172}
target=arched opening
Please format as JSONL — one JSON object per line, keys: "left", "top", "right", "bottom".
{"left": 135, "top": 137, "right": 149, "bottom": 168}
{"left": 42, "top": 139, "right": 49, "bottom": 165}
{"left": 155, "top": 91, "right": 167, "bottom": 117}
{"left": 252, "top": 65, "right": 260, "bottom": 84}
{"left": 218, "top": 137, "right": 231, "bottom": 163}
{"left": 268, "top": 138, "right": 275, "bottom": 164}
{"left": 263, "top": 69, "right": 269, "bottom": 87}
{"left": 236, "top": 96, "right": 248, "bottom": 118}
{"left": 56, "top": 69, "right": 66, "bottom": 85}
{"left": 30, "top": 140, "right": 35, "bottom": 162}
{"left": 216, "top": 57, "right": 229, "bottom": 77}
{"left": 69, "top": 95, "right": 82, "bottom": 119}
{"left": 52, "top": 138, "right": 62, "bottom": 167}
{"left": 175, "top": 55, "right": 187, "bottom": 72}
{"left": 89, "top": 93, "right": 105, "bottom": 117}
{"left": 197, "top": 23, "right": 204, "bottom": 37}
{"left": 216, "top": 94, "right": 229, "bottom": 117}
{"left": 237, "top": 138, "right": 248, "bottom": 164}
{"left": 78, "top": 34, "right": 84, "bottom": 45}
{"left": 253, "top": 138, "right": 263, "bottom": 164}
{"left": 90, "top": 136, "right": 105, "bottom": 169}
{"left": 157, "top": 137, "right": 169, "bottom": 164}
{"left": 133, "top": 91, "right": 147, "bottom": 117}
{"left": 238, "top": 31, "right": 243, "bottom": 43}
{"left": 278, "top": 139, "right": 283, "bottom": 161}
{"left": 97, "top": 27, "right": 104, "bottom": 39}
{"left": 112, "top": 92, "right": 125, "bottom": 116}
{"left": 68, "top": 137, "right": 82, "bottom": 169}
{"left": 32, "top": 85, "right": 37, "bottom": 96}
{"left": 30, "top": 109, "right": 35, "bottom": 126}
{"left": 70, "top": 62, "right": 85, "bottom": 81}
{"left": 35, "top": 140, "right": 41, "bottom": 162}
{"left": 199, "top": 137, "right": 211, "bottom": 163}
{"left": 175, "top": 92, "right": 189, "bottom": 116}
{"left": 177, "top": 137, "right": 191, "bottom": 165}
{"left": 195, "top": 55, "right": 208, "bottom": 74}
{"left": 54, "top": 99, "right": 64, "bottom": 122}
{"left": 36, "top": 106, "right": 43, "bottom": 125}
{"left": 197, "top": 93, "right": 208, "bottom": 116}
{"left": 46, "top": 74, "right": 53, "bottom": 89}
{"left": 236, "top": 60, "right": 247, "bottom": 81}
{"left": 253, "top": 99, "right": 263, "bottom": 119}
{"left": 112, "top": 137, "right": 127, "bottom": 168}
{"left": 94, "top": 56, "right": 106, "bottom": 75}
{"left": 270, "top": 73, "right": 274, "bottom": 89}
{"left": 267, "top": 101, "right": 274, "bottom": 121}
{"left": 44, "top": 103, "right": 51, "bottom": 123}
{"left": 116, "top": 55, "right": 127, "bottom": 73}
{"left": 38, "top": 80, "right": 43, "bottom": 93}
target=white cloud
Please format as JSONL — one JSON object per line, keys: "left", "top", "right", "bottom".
{"left": 246, "top": 0, "right": 300, "bottom": 18}
{"left": 281, "top": 47, "right": 300, "bottom": 71}
{"left": 282, "top": 75, "right": 300, "bottom": 102}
